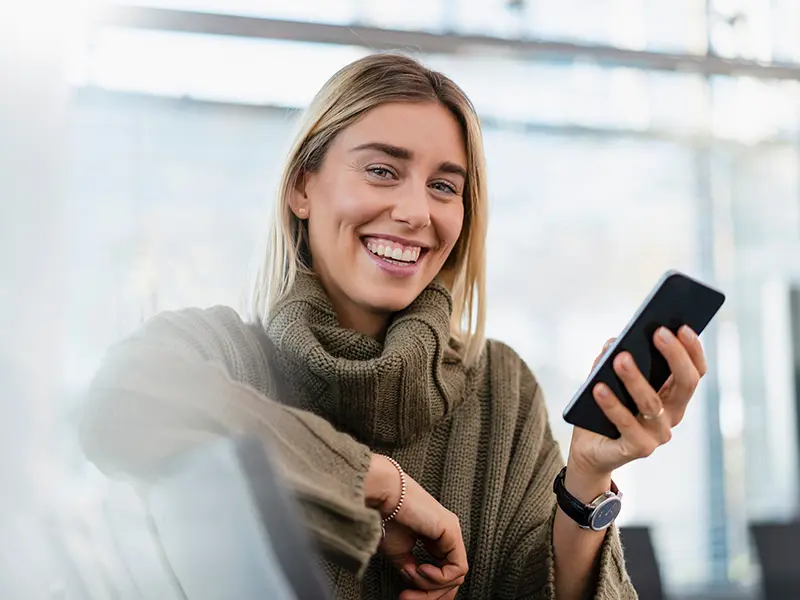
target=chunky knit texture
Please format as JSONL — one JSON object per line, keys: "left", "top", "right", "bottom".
{"left": 79, "top": 273, "right": 637, "bottom": 599}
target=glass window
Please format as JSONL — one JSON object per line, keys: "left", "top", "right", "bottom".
{"left": 721, "top": 141, "right": 800, "bottom": 525}
{"left": 519, "top": 0, "right": 622, "bottom": 45}
{"left": 451, "top": 0, "right": 541, "bottom": 38}
{"left": 646, "top": 71, "right": 709, "bottom": 134}
{"left": 109, "top": 0, "right": 359, "bottom": 24}
{"left": 355, "top": 0, "right": 447, "bottom": 31}
{"left": 642, "top": 0, "right": 708, "bottom": 53}
{"left": 711, "top": 76, "right": 800, "bottom": 143}
{"left": 771, "top": 0, "right": 800, "bottom": 63}
{"left": 452, "top": 0, "right": 707, "bottom": 52}
{"left": 709, "top": 0, "right": 773, "bottom": 61}
{"left": 72, "top": 28, "right": 369, "bottom": 106}
{"left": 72, "top": 29, "right": 714, "bottom": 136}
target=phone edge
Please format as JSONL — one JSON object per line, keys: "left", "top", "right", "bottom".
{"left": 561, "top": 268, "right": 691, "bottom": 421}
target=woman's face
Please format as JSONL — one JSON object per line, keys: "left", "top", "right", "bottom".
{"left": 294, "top": 101, "right": 467, "bottom": 335}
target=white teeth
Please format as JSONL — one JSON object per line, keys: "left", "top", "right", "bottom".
{"left": 364, "top": 238, "right": 422, "bottom": 263}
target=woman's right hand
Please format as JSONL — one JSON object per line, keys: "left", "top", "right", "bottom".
{"left": 365, "top": 454, "right": 468, "bottom": 600}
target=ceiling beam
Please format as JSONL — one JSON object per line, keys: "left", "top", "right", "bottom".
{"left": 101, "top": 5, "right": 800, "bottom": 81}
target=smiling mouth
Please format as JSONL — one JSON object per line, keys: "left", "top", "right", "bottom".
{"left": 361, "top": 236, "right": 428, "bottom": 265}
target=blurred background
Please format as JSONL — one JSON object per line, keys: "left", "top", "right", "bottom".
{"left": 2, "top": 0, "right": 800, "bottom": 598}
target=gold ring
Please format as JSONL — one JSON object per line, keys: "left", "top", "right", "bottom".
{"left": 640, "top": 406, "right": 665, "bottom": 421}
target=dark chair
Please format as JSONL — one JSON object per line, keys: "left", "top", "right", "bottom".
{"left": 619, "top": 525, "right": 665, "bottom": 600}
{"left": 750, "top": 520, "right": 800, "bottom": 600}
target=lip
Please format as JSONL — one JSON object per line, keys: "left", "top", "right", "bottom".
{"left": 361, "top": 239, "right": 424, "bottom": 277}
{"left": 360, "top": 234, "right": 431, "bottom": 249}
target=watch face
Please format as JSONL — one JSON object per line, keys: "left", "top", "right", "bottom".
{"left": 590, "top": 497, "right": 622, "bottom": 531}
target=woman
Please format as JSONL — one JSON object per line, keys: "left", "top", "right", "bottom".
{"left": 80, "top": 53, "right": 706, "bottom": 600}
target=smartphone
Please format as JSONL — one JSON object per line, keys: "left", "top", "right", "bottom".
{"left": 562, "top": 270, "right": 726, "bottom": 439}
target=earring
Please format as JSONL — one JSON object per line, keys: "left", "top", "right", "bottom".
{"left": 297, "top": 207, "right": 307, "bottom": 215}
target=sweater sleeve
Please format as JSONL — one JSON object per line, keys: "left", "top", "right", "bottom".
{"left": 78, "top": 306, "right": 382, "bottom": 576}
{"left": 496, "top": 350, "right": 637, "bottom": 599}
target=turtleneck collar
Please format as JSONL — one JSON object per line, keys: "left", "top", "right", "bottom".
{"left": 264, "top": 272, "right": 470, "bottom": 447}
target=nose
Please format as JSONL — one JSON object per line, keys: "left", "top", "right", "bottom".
{"left": 390, "top": 181, "right": 430, "bottom": 230}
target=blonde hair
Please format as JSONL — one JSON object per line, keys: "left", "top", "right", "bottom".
{"left": 250, "top": 53, "right": 488, "bottom": 366}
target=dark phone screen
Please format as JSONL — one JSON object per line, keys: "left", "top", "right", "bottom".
{"left": 563, "top": 272, "right": 725, "bottom": 439}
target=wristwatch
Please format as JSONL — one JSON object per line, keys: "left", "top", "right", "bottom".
{"left": 553, "top": 467, "right": 622, "bottom": 531}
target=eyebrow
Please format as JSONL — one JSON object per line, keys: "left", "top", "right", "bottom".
{"left": 351, "top": 142, "right": 467, "bottom": 180}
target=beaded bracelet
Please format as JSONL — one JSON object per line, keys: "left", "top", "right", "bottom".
{"left": 380, "top": 455, "right": 407, "bottom": 538}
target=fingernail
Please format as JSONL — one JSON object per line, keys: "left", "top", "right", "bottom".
{"left": 616, "top": 354, "right": 630, "bottom": 371}
{"left": 658, "top": 327, "right": 672, "bottom": 343}
{"left": 681, "top": 325, "right": 697, "bottom": 340}
{"left": 402, "top": 567, "right": 415, "bottom": 581}
{"left": 595, "top": 383, "right": 609, "bottom": 399}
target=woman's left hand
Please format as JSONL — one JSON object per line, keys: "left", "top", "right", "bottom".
{"left": 567, "top": 325, "right": 707, "bottom": 479}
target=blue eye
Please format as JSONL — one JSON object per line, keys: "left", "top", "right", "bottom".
{"left": 431, "top": 181, "right": 458, "bottom": 194}
{"left": 367, "top": 166, "right": 395, "bottom": 179}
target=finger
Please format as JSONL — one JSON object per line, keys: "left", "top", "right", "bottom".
{"left": 422, "top": 514, "right": 468, "bottom": 585}
{"left": 653, "top": 327, "right": 701, "bottom": 407}
{"left": 393, "top": 559, "right": 423, "bottom": 587}
{"left": 418, "top": 562, "right": 466, "bottom": 587}
{"left": 614, "top": 352, "right": 669, "bottom": 436}
{"left": 678, "top": 325, "right": 707, "bottom": 377}
{"left": 401, "top": 566, "right": 463, "bottom": 594}
{"left": 405, "top": 558, "right": 465, "bottom": 591}
{"left": 404, "top": 489, "right": 467, "bottom": 575}
{"left": 390, "top": 556, "right": 449, "bottom": 593}
{"left": 399, "top": 520, "right": 467, "bottom": 591}
{"left": 439, "top": 587, "right": 459, "bottom": 600}
{"left": 381, "top": 531, "right": 421, "bottom": 581}
{"left": 594, "top": 383, "right": 663, "bottom": 458}
{"left": 638, "top": 409, "right": 672, "bottom": 445}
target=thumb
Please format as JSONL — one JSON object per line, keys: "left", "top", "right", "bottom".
{"left": 592, "top": 338, "right": 616, "bottom": 370}
{"left": 381, "top": 523, "right": 420, "bottom": 577}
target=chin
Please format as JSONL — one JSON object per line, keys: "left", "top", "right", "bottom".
{"left": 359, "top": 290, "right": 420, "bottom": 314}
{"left": 344, "top": 257, "right": 427, "bottom": 308}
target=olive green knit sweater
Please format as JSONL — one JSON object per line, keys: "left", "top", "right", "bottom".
{"left": 79, "top": 274, "right": 637, "bottom": 599}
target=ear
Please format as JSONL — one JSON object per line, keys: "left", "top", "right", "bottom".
{"left": 288, "top": 171, "right": 310, "bottom": 219}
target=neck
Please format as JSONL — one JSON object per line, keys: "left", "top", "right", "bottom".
{"left": 319, "top": 277, "right": 391, "bottom": 340}
{"left": 263, "top": 271, "right": 469, "bottom": 446}
{"left": 331, "top": 297, "right": 390, "bottom": 341}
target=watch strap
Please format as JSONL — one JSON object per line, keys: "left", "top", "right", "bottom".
{"left": 552, "top": 466, "right": 620, "bottom": 528}
{"left": 553, "top": 467, "right": 592, "bottom": 526}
